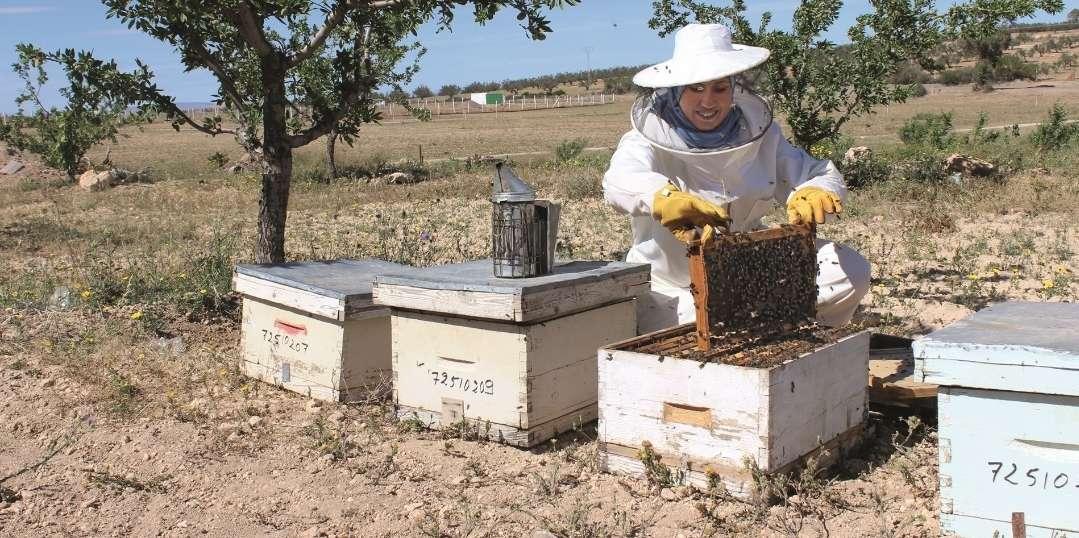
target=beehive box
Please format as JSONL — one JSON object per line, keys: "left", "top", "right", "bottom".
{"left": 914, "top": 302, "right": 1079, "bottom": 537}
{"left": 233, "top": 259, "right": 409, "bottom": 402}
{"left": 373, "top": 259, "right": 649, "bottom": 447}
{"left": 598, "top": 323, "right": 869, "bottom": 497}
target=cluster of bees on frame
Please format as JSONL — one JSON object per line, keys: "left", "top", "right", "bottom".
{"left": 704, "top": 228, "right": 819, "bottom": 336}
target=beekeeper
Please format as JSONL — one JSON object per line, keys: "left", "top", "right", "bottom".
{"left": 603, "top": 23, "right": 870, "bottom": 333}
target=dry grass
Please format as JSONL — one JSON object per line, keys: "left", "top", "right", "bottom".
{"left": 1, "top": 84, "right": 1078, "bottom": 536}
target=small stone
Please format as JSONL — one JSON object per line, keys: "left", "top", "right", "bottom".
{"left": 217, "top": 422, "right": 237, "bottom": 433}
{"left": 40, "top": 378, "right": 55, "bottom": 388}
{"left": 321, "top": 453, "right": 335, "bottom": 462}
{"left": 452, "top": 475, "right": 468, "bottom": 485}
{"left": 0, "top": 160, "right": 25, "bottom": 175}
{"left": 48, "top": 287, "right": 75, "bottom": 310}
{"left": 80, "top": 499, "right": 99, "bottom": 510}
{"left": 532, "top": 531, "right": 558, "bottom": 538}
{"left": 407, "top": 509, "right": 426, "bottom": 524}
{"left": 177, "top": 520, "right": 189, "bottom": 529}
{"left": 841, "top": 146, "right": 872, "bottom": 167}
{"left": 151, "top": 336, "right": 185, "bottom": 356}
{"left": 247, "top": 416, "right": 263, "bottom": 428}
{"left": 305, "top": 400, "right": 323, "bottom": 414}
{"left": 468, "top": 477, "right": 484, "bottom": 485}
{"left": 142, "top": 453, "right": 152, "bottom": 462}
{"left": 226, "top": 432, "right": 240, "bottom": 442}
{"left": 329, "top": 411, "right": 345, "bottom": 422}
{"left": 660, "top": 488, "right": 679, "bottom": 501}
{"left": 78, "top": 170, "right": 112, "bottom": 191}
{"left": 945, "top": 153, "right": 995, "bottom": 177}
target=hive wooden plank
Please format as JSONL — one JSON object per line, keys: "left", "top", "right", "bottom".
{"left": 239, "top": 296, "right": 391, "bottom": 402}
{"left": 598, "top": 323, "right": 869, "bottom": 497}
{"left": 235, "top": 259, "right": 410, "bottom": 320}
{"left": 373, "top": 259, "right": 649, "bottom": 322}
{"left": 392, "top": 301, "right": 636, "bottom": 446}
{"left": 938, "top": 386, "right": 1079, "bottom": 537}
{"left": 913, "top": 302, "right": 1079, "bottom": 397}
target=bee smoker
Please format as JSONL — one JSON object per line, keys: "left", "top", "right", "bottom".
{"left": 491, "top": 163, "right": 560, "bottom": 278}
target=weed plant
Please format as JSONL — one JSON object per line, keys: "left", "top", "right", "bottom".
{"left": 554, "top": 137, "right": 588, "bottom": 162}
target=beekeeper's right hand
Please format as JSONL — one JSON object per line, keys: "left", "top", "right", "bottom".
{"left": 652, "top": 183, "right": 730, "bottom": 245}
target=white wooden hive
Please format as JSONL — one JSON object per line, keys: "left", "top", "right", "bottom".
{"left": 598, "top": 323, "right": 869, "bottom": 497}
{"left": 914, "top": 301, "right": 1079, "bottom": 537}
{"left": 233, "top": 259, "right": 408, "bottom": 402}
{"left": 374, "top": 259, "right": 649, "bottom": 447}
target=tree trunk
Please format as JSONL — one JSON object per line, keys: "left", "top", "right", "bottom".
{"left": 325, "top": 126, "right": 338, "bottom": 180}
{"left": 256, "top": 61, "right": 292, "bottom": 264}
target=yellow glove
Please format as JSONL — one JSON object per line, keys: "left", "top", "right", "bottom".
{"left": 787, "top": 186, "right": 843, "bottom": 225}
{"left": 652, "top": 183, "right": 730, "bottom": 245}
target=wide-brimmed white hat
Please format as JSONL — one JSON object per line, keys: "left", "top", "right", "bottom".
{"left": 633, "top": 24, "right": 770, "bottom": 88}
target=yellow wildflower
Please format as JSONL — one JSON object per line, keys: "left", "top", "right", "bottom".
{"left": 81, "top": 289, "right": 94, "bottom": 299}
{"left": 178, "top": 272, "right": 187, "bottom": 279}
{"left": 130, "top": 311, "right": 143, "bottom": 320}
{"left": 967, "top": 273, "right": 979, "bottom": 281}
{"left": 1056, "top": 266, "right": 1072, "bottom": 275}
{"left": 1042, "top": 279, "right": 1055, "bottom": 289}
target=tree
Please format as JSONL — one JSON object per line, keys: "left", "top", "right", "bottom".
{"left": 0, "top": 45, "right": 139, "bottom": 180}
{"left": 437, "top": 84, "right": 461, "bottom": 98}
{"left": 649, "top": 0, "right": 1063, "bottom": 150}
{"left": 437, "top": 84, "right": 462, "bottom": 97}
{"left": 413, "top": 84, "right": 434, "bottom": 98}
{"left": 95, "top": 0, "right": 579, "bottom": 263}
{"left": 1068, "top": 8, "right": 1079, "bottom": 23}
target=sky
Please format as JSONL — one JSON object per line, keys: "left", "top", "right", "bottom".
{"left": 0, "top": 0, "right": 1072, "bottom": 113}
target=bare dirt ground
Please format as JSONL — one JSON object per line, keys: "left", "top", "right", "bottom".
{"left": 1, "top": 76, "right": 1078, "bottom": 536}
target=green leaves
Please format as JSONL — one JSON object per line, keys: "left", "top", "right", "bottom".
{"left": 0, "top": 44, "right": 146, "bottom": 179}
{"left": 649, "top": 0, "right": 1063, "bottom": 149}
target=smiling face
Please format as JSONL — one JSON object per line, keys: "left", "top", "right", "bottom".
{"left": 678, "top": 78, "right": 734, "bottom": 131}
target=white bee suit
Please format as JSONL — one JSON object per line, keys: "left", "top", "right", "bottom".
{"left": 602, "top": 88, "right": 870, "bottom": 334}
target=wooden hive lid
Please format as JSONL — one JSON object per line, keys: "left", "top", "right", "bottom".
{"left": 373, "top": 259, "right": 650, "bottom": 323}
{"left": 913, "top": 301, "right": 1079, "bottom": 396}
{"left": 233, "top": 259, "right": 410, "bottom": 320}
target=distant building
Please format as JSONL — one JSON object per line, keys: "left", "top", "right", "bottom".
{"left": 469, "top": 92, "right": 504, "bottom": 106}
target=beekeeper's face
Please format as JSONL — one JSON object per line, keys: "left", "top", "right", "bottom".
{"left": 678, "top": 78, "right": 733, "bottom": 132}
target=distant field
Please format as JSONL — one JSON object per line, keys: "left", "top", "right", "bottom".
{"left": 101, "top": 79, "right": 1079, "bottom": 177}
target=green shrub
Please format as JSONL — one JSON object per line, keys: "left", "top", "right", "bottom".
{"left": 910, "top": 83, "right": 928, "bottom": 98}
{"left": 1030, "top": 103, "right": 1078, "bottom": 151}
{"left": 899, "top": 151, "right": 948, "bottom": 183}
{"left": 991, "top": 55, "right": 1039, "bottom": 82}
{"left": 554, "top": 137, "right": 588, "bottom": 162}
{"left": 207, "top": 152, "right": 228, "bottom": 168}
{"left": 937, "top": 68, "right": 974, "bottom": 85}
{"left": 892, "top": 62, "right": 932, "bottom": 84}
{"left": 899, "top": 113, "right": 955, "bottom": 150}
{"left": 841, "top": 154, "right": 891, "bottom": 189}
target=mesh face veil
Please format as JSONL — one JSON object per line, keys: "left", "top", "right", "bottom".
{"left": 630, "top": 78, "right": 774, "bottom": 155}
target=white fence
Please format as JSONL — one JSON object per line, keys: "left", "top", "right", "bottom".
{"left": 377, "top": 93, "right": 621, "bottom": 120}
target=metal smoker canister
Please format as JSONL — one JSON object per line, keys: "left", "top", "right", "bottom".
{"left": 491, "top": 163, "right": 559, "bottom": 278}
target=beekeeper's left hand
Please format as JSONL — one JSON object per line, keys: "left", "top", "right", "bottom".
{"left": 787, "top": 186, "right": 842, "bottom": 225}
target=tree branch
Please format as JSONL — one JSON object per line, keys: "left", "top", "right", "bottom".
{"left": 288, "top": 0, "right": 403, "bottom": 68}
{"left": 288, "top": 25, "right": 372, "bottom": 148}
{"left": 186, "top": 38, "right": 247, "bottom": 111}
{"left": 232, "top": 2, "right": 275, "bottom": 57}
{"left": 166, "top": 105, "right": 237, "bottom": 137}
{"left": 288, "top": 0, "right": 351, "bottom": 68}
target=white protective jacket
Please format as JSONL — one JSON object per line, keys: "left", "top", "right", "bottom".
{"left": 603, "top": 86, "right": 867, "bottom": 332}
